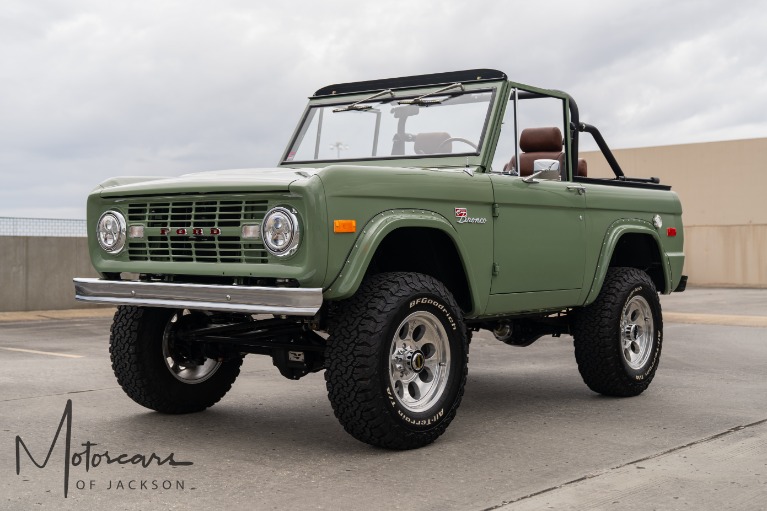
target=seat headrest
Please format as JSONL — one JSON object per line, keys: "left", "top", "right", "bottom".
{"left": 519, "top": 127, "right": 563, "bottom": 153}
{"left": 577, "top": 158, "right": 587, "bottom": 177}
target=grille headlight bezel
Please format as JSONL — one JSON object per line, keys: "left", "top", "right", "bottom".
{"left": 96, "top": 210, "right": 127, "bottom": 254}
{"left": 260, "top": 206, "right": 300, "bottom": 258}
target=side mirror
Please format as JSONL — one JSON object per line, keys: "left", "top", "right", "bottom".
{"left": 523, "top": 159, "right": 560, "bottom": 183}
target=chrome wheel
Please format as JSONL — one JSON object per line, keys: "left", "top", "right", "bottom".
{"left": 389, "top": 311, "right": 451, "bottom": 413}
{"left": 162, "top": 311, "right": 222, "bottom": 384}
{"left": 620, "top": 295, "right": 655, "bottom": 370}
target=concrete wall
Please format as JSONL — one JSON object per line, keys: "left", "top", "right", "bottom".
{"left": 582, "top": 137, "right": 767, "bottom": 288}
{"left": 0, "top": 236, "right": 100, "bottom": 312}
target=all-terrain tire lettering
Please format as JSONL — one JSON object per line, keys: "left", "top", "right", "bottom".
{"left": 324, "top": 272, "right": 469, "bottom": 449}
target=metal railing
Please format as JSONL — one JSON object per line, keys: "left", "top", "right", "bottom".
{"left": 0, "top": 217, "right": 87, "bottom": 237}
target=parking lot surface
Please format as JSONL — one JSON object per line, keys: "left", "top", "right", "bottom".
{"left": 1, "top": 288, "right": 765, "bottom": 510}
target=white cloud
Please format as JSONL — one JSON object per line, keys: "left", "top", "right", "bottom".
{"left": 1, "top": 0, "right": 765, "bottom": 217}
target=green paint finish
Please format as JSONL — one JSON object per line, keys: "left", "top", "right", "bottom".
{"left": 82, "top": 70, "right": 685, "bottom": 320}
{"left": 489, "top": 177, "right": 586, "bottom": 294}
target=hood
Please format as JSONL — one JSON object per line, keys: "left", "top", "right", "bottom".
{"left": 96, "top": 167, "right": 319, "bottom": 197}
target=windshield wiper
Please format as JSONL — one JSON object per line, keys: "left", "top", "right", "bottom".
{"left": 398, "top": 82, "right": 465, "bottom": 106}
{"left": 333, "top": 89, "right": 395, "bottom": 112}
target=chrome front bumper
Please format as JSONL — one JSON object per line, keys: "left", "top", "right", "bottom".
{"left": 73, "top": 278, "right": 323, "bottom": 316}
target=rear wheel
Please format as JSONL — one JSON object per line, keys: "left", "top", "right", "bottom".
{"left": 573, "top": 267, "right": 663, "bottom": 397}
{"left": 325, "top": 272, "right": 469, "bottom": 449}
{"left": 109, "top": 306, "right": 242, "bottom": 413}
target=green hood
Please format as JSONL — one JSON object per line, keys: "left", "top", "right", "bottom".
{"left": 96, "top": 168, "right": 319, "bottom": 197}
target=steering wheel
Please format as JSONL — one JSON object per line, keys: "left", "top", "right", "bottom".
{"left": 437, "top": 137, "right": 479, "bottom": 152}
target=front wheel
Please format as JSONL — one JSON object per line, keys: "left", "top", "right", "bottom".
{"left": 109, "top": 306, "right": 243, "bottom": 413}
{"left": 573, "top": 267, "right": 663, "bottom": 397}
{"left": 325, "top": 272, "right": 469, "bottom": 449}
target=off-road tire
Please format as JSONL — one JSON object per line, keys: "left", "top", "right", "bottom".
{"left": 109, "top": 306, "right": 242, "bottom": 413}
{"left": 573, "top": 267, "right": 663, "bottom": 397}
{"left": 325, "top": 272, "right": 469, "bottom": 449}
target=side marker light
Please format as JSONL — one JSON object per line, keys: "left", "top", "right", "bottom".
{"left": 334, "top": 220, "right": 356, "bottom": 233}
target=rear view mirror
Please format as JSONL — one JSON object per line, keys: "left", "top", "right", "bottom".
{"left": 391, "top": 104, "right": 420, "bottom": 118}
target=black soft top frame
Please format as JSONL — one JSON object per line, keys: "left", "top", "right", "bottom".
{"left": 314, "top": 69, "right": 507, "bottom": 97}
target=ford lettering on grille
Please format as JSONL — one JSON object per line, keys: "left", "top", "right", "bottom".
{"left": 159, "top": 227, "right": 221, "bottom": 236}
{"left": 125, "top": 196, "right": 269, "bottom": 264}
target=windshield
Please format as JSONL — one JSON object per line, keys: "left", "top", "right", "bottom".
{"left": 284, "top": 89, "right": 495, "bottom": 163}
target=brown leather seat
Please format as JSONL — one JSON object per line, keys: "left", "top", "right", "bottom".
{"left": 505, "top": 127, "right": 587, "bottom": 177}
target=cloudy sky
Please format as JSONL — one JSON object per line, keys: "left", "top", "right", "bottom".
{"left": 1, "top": 0, "right": 765, "bottom": 219}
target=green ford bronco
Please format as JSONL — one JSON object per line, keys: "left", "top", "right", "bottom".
{"left": 75, "top": 69, "right": 686, "bottom": 449}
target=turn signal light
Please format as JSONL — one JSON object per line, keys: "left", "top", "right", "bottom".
{"left": 128, "top": 225, "right": 145, "bottom": 239}
{"left": 241, "top": 224, "right": 260, "bottom": 239}
{"left": 334, "top": 220, "right": 356, "bottom": 233}
{"left": 667, "top": 227, "right": 677, "bottom": 237}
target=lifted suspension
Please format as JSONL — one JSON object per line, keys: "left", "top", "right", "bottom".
{"left": 176, "top": 317, "right": 327, "bottom": 380}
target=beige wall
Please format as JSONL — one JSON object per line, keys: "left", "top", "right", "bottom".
{"left": 582, "top": 137, "right": 767, "bottom": 287}
{"left": 0, "top": 236, "right": 100, "bottom": 312}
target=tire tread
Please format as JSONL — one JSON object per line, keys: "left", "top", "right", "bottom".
{"left": 324, "top": 272, "right": 468, "bottom": 449}
{"left": 109, "top": 306, "right": 242, "bottom": 414}
{"left": 573, "top": 267, "right": 663, "bottom": 397}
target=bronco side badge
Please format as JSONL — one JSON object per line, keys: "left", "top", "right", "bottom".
{"left": 455, "top": 207, "right": 487, "bottom": 224}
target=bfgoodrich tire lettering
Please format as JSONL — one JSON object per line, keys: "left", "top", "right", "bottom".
{"left": 325, "top": 272, "right": 469, "bottom": 449}
{"left": 109, "top": 306, "right": 242, "bottom": 413}
{"left": 573, "top": 267, "right": 663, "bottom": 397}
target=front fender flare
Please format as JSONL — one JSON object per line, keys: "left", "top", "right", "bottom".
{"left": 323, "top": 209, "right": 483, "bottom": 316}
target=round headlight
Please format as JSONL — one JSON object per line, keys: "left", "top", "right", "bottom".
{"left": 96, "top": 210, "right": 126, "bottom": 254}
{"left": 261, "top": 206, "right": 300, "bottom": 257}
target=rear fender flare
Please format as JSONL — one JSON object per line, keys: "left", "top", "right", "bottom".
{"left": 584, "top": 219, "right": 672, "bottom": 305}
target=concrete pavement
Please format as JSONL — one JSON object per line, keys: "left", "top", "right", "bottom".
{"left": 500, "top": 419, "right": 767, "bottom": 510}
{"left": 0, "top": 288, "right": 765, "bottom": 510}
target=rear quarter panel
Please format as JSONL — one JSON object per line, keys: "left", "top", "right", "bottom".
{"left": 580, "top": 183, "right": 685, "bottom": 303}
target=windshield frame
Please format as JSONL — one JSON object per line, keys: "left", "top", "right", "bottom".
{"left": 280, "top": 84, "right": 499, "bottom": 167}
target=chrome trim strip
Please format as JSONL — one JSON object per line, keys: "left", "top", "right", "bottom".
{"left": 73, "top": 278, "right": 322, "bottom": 316}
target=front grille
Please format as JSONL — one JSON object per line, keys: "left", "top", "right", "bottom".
{"left": 125, "top": 197, "right": 269, "bottom": 264}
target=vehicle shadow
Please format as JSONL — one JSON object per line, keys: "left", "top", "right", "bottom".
{"left": 110, "top": 366, "right": 631, "bottom": 457}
